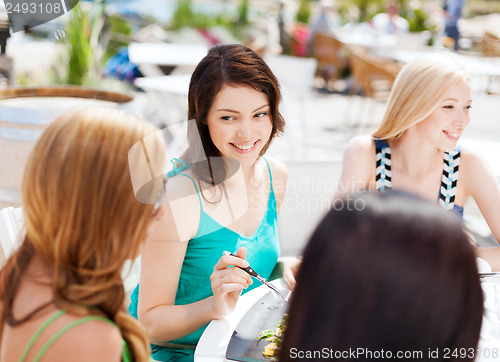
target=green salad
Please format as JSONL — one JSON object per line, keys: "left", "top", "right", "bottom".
{"left": 258, "top": 314, "right": 288, "bottom": 360}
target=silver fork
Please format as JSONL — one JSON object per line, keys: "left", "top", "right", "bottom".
{"left": 223, "top": 251, "right": 290, "bottom": 303}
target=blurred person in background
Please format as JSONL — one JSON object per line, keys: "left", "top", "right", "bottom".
{"left": 443, "top": 0, "right": 465, "bottom": 51}
{"left": 371, "top": 1, "right": 409, "bottom": 35}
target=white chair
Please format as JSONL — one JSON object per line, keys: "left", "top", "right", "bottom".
{"left": 264, "top": 55, "right": 318, "bottom": 156}
{"left": 278, "top": 160, "right": 341, "bottom": 256}
{"left": 0, "top": 206, "right": 141, "bottom": 294}
{"left": 0, "top": 206, "right": 24, "bottom": 265}
{"left": 134, "top": 74, "right": 191, "bottom": 128}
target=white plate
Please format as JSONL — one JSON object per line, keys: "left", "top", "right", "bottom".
{"left": 477, "top": 258, "right": 493, "bottom": 273}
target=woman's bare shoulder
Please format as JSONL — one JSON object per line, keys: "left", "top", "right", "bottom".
{"left": 263, "top": 156, "right": 288, "bottom": 182}
{"left": 263, "top": 156, "right": 288, "bottom": 206}
{"left": 343, "top": 135, "right": 376, "bottom": 166}
{"left": 459, "top": 146, "right": 496, "bottom": 184}
{"left": 346, "top": 135, "right": 375, "bottom": 153}
{"left": 42, "top": 315, "right": 123, "bottom": 362}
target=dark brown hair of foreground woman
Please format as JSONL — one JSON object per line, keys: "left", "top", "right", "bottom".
{"left": 0, "top": 108, "right": 164, "bottom": 361}
{"left": 280, "top": 192, "right": 483, "bottom": 362}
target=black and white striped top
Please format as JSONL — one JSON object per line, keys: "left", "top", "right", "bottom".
{"left": 374, "top": 139, "right": 463, "bottom": 216}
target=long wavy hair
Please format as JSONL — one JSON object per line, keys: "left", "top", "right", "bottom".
{"left": 185, "top": 43, "right": 285, "bottom": 188}
{"left": 0, "top": 108, "right": 164, "bottom": 361}
{"left": 373, "top": 54, "right": 471, "bottom": 140}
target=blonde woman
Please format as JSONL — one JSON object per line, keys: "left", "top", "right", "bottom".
{"left": 0, "top": 108, "right": 165, "bottom": 361}
{"left": 336, "top": 55, "right": 500, "bottom": 269}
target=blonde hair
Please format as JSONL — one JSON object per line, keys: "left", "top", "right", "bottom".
{"left": 1, "top": 108, "right": 164, "bottom": 361}
{"left": 373, "top": 55, "right": 471, "bottom": 140}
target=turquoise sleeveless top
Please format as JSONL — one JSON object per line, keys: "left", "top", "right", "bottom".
{"left": 19, "top": 310, "right": 132, "bottom": 362}
{"left": 129, "top": 157, "right": 280, "bottom": 361}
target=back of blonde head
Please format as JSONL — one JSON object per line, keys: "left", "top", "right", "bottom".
{"left": 1, "top": 107, "right": 163, "bottom": 361}
{"left": 373, "top": 55, "right": 471, "bottom": 140}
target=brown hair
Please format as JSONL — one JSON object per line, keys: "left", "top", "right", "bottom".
{"left": 0, "top": 108, "right": 163, "bottom": 361}
{"left": 185, "top": 43, "right": 285, "bottom": 187}
{"left": 281, "top": 192, "right": 483, "bottom": 361}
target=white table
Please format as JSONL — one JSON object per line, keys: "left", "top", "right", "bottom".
{"left": 195, "top": 276, "right": 500, "bottom": 361}
{"left": 129, "top": 42, "right": 208, "bottom": 68}
{"left": 381, "top": 49, "right": 500, "bottom": 78}
{"left": 134, "top": 74, "right": 192, "bottom": 97}
{"left": 134, "top": 74, "right": 191, "bottom": 126}
{"left": 477, "top": 280, "right": 500, "bottom": 362}
{"left": 336, "top": 32, "right": 398, "bottom": 51}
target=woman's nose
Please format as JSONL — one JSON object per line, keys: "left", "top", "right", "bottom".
{"left": 454, "top": 110, "right": 469, "bottom": 129}
{"left": 236, "top": 120, "right": 252, "bottom": 139}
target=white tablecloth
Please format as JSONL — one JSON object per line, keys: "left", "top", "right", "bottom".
{"left": 129, "top": 43, "right": 208, "bottom": 67}
{"left": 195, "top": 279, "right": 289, "bottom": 361}
{"left": 379, "top": 49, "right": 500, "bottom": 78}
{"left": 134, "top": 74, "right": 192, "bottom": 96}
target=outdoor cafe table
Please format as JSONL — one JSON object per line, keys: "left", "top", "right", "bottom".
{"left": 378, "top": 49, "right": 500, "bottom": 78}
{"left": 133, "top": 74, "right": 192, "bottom": 125}
{"left": 128, "top": 42, "right": 208, "bottom": 69}
{"left": 336, "top": 32, "right": 398, "bottom": 50}
{"left": 134, "top": 74, "right": 192, "bottom": 97}
{"left": 194, "top": 271, "right": 500, "bottom": 361}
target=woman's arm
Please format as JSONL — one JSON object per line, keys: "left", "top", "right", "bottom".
{"left": 137, "top": 179, "right": 252, "bottom": 343}
{"left": 462, "top": 151, "right": 500, "bottom": 270}
{"left": 334, "top": 135, "right": 374, "bottom": 201}
{"left": 266, "top": 157, "right": 299, "bottom": 288}
{"left": 266, "top": 157, "right": 288, "bottom": 215}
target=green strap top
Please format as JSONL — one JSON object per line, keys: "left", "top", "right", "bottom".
{"left": 19, "top": 310, "right": 132, "bottom": 362}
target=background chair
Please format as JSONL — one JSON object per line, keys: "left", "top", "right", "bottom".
{"left": 481, "top": 31, "right": 500, "bottom": 57}
{"left": 0, "top": 206, "right": 24, "bottom": 266}
{"left": 349, "top": 46, "right": 402, "bottom": 101}
{"left": 264, "top": 54, "right": 318, "bottom": 157}
{"left": 0, "top": 206, "right": 141, "bottom": 295}
{"left": 311, "top": 32, "right": 348, "bottom": 89}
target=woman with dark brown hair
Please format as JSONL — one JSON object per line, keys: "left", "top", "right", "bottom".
{"left": 280, "top": 192, "right": 483, "bottom": 362}
{"left": 129, "top": 43, "right": 293, "bottom": 361}
{"left": 0, "top": 108, "right": 166, "bottom": 361}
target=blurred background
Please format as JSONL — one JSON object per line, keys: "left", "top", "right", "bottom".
{"left": 0, "top": 0, "right": 499, "bottom": 254}
{"left": 1, "top": 0, "right": 499, "bottom": 90}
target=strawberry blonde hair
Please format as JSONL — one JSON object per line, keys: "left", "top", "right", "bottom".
{"left": 0, "top": 108, "right": 164, "bottom": 361}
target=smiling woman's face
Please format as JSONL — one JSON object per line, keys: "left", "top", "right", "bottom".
{"left": 206, "top": 84, "right": 272, "bottom": 167}
{"left": 415, "top": 79, "right": 472, "bottom": 152}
